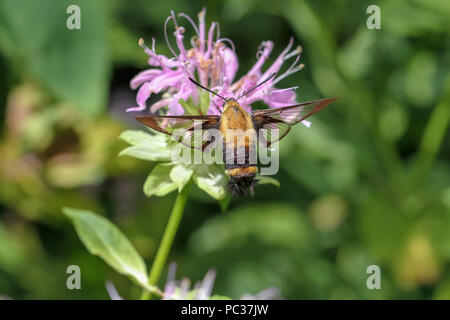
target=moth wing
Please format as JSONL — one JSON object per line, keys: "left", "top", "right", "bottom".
{"left": 252, "top": 97, "right": 338, "bottom": 147}
{"left": 135, "top": 115, "right": 220, "bottom": 151}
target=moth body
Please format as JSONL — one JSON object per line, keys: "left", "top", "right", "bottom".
{"left": 134, "top": 74, "right": 338, "bottom": 197}
{"left": 219, "top": 99, "right": 258, "bottom": 197}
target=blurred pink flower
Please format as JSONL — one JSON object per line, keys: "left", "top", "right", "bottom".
{"left": 105, "top": 262, "right": 281, "bottom": 300}
{"left": 129, "top": 8, "right": 304, "bottom": 116}
{"left": 162, "top": 263, "right": 216, "bottom": 300}
{"left": 162, "top": 262, "right": 281, "bottom": 300}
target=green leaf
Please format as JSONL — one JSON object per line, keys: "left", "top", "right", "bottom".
{"left": 63, "top": 207, "right": 149, "bottom": 286}
{"left": 144, "top": 164, "right": 178, "bottom": 197}
{"left": 179, "top": 98, "right": 199, "bottom": 116}
{"left": 219, "top": 195, "right": 232, "bottom": 212}
{"left": 256, "top": 175, "right": 280, "bottom": 187}
{"left": 119, "top": 130, "right": 172, "bottom": 162}
{"left": 170, "top": 164, "right": 194, "bottom": 192}
{"left": 120, "top": 130, "right": 167, "bottom": 146}
{"left": 199, "top": 91, "right": 211, "bottom": 114}
{"left": 210, "top": 295, "right": 232, "bottom": 300}
{"left": 0, "top": 0, "right": 110, "bottom": 116}
{"left": 194, "top": 164, "right": 227, "bottom": 200}
{"left": 337, "top": 29, "right": 375, "bottom": 79}
{"left": 189, "top": 203, "right": 313, "bottom": 254}
{"left": 404, "top": 51, "right": 437, "bottom": 107}
{"left": 179, "top": 92, "right": 210, "bottom": 116}
{"left": 0, "top": 222, "right": 27, "bottom": 270}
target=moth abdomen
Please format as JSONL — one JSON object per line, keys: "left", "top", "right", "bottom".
{"left": 225, "top": 169, "right": 258, "bottom": 198}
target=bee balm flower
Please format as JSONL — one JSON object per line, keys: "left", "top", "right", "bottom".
{"left": 129, "top": 8, "right": 305, "bottom": 117}
{"left": 121, "top": 8, "right": 305, "bottom": 200}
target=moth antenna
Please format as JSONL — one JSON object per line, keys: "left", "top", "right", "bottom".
{"left": 237, "top": 73, "right": 276, "bottom": 100}
{"left": 189, "top": 77, "right": 227, "bottom": 101}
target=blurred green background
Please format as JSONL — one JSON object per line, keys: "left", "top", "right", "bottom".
{"left": 0, "top": 0, "right": 449, "bottom": 299}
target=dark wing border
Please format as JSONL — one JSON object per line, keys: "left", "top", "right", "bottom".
{"left": 135, "top": 115, "right": 220, "bottom": 151}
{"left": 252, "top": 97, "right": 338, "bottom": 146}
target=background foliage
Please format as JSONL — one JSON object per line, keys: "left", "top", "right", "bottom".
{"left": 0, "top": 0, "right": 449, "bottom": 299}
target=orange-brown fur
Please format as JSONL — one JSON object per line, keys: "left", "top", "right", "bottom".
{"left": 219, "top": 99, "right": 258, "bottom": 178}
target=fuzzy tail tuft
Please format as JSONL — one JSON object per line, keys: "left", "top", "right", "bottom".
{"left": 225, "top": 175, "right": 258, "bottom": 198}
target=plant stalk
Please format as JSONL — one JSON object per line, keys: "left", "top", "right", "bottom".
{"left": 140, "top": 182, "right": 191, "bottom": 300}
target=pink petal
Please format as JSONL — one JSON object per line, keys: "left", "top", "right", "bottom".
{"left": 126, "top": 105, "right": 146, "bottom": 112}
{"left": 221, "top": 47, "right": 238, "bottom": 83}
{"left": 150, "top": 71, "right": 184, "bottom": 93}
{"left": 130, "top": 69, "right": 162, "bottom": 90}
{"left": 205, "top": 22, "right": 218, "bottom": 60}
{"left": 175, "top": 27, "right": 187, "bottom": 59}
{"left": 148, "top": 55, "right": 178, "bottom": 68}
{"left": 248, "top": 41, "right": 274, "bottom": 75}
{"left": 261, "top": 37, "right": 294, "bottom": 80}
{"left": 168, "top": 86, "right": 193, "bottom": 115}
{"left": 150, "top": 99, "right": 170, "bottom": 113}
{"left": 198, "top": 8, "right": 206, "bottom": 54}
{"left": 135, "top": 82, "right": 152, "bottom": 110}
{"left": 264, "top": 88, "right": 297, "bottom": 108}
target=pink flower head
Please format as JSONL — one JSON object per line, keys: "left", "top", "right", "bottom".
{"left": 129, "top": 8, "right": 305, "bottom": 117}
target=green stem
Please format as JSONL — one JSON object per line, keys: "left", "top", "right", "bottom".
{"left": 410, "top": 92, "right": 450, "bottom": 189}
{"left": 140, "top": 182, "right": 191, "bottom": 300}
